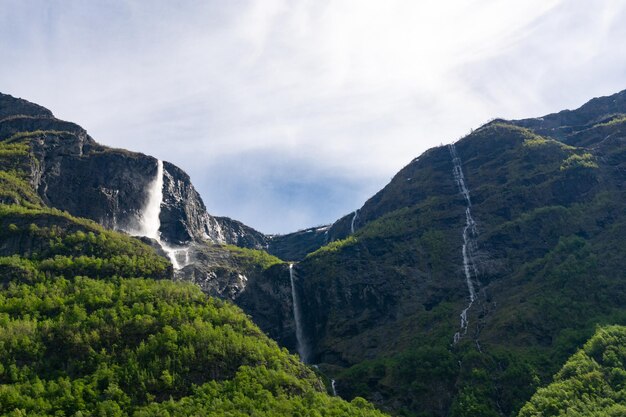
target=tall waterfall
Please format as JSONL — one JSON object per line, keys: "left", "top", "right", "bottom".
{"left": 350, "top": 209, "right": 359, "bottom": 234}
{"left": 289, "top": 263, "right": 309, "bottom": 363}
{"left": 136, "top": 160, "right": 188, "bottom": 270}
{"left": 331, "top": 379, "right": 338, "bottom": 396}
{"left": 140, "top": 160, "right": 164, "bottom": 240}
{"left": 448, "top": 144, "right": 480, "bottom": 344}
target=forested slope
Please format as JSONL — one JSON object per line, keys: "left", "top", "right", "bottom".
{"left": 0, "top": 96, "right": 386, "bottom": 417}
{"left": 519, "top": 325, "right": 626, "bottom": 417}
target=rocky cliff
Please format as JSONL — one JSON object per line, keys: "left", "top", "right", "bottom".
{"left": 3, "top": 88, "right": 626, "bottom": 417}
{"left": 0, "top": 92, "right": 279, "bottom": 301}
{"left": 0, "top": 92, "right": 269, "bottom": 248}
{"left": 266, "top": 226, "right": 330, "bottom": 261}
{"left": 235, "top": 89, "right": 626, "bottom": 416}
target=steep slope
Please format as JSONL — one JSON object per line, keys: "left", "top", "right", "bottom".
{"left": 5, "top": 88, "right": 626, "bottom": 416}
{"left": 0, "top": 92, "right": 278, "bottom": 301}
{"left": 518, "top": 325, "right": 626, "bottom": 417}
{"left": 0, "top": 92, "right": 268, "bottom": 249}
{"left": 511, "top": 89, "right": 626, "bottom": 142}
{"left": 0, "top": 213, "right": 387, "bottom": 416}
{"left": 239, "top": 90, "right": 626, "bottom": 416}
{"left": 0, "top": 100, "right": 387, "bottom": 416}
{"left": 268, "top": 90, "right": 626, "bottom": 258}
{"left": 267, "top": 225, "right": 330, "bottom": 261}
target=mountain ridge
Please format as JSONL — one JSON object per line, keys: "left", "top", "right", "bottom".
{"left": 0, "top": 92, "right": 389, "bottom": 417}
{"left": 0, "top": 92, "right": 269, "bottom": 249}
{"left": 232, "top": 88, "right": 626, "bottom": 416}
{"left": 2, "top": 88, "right": 626, "bottom": 417}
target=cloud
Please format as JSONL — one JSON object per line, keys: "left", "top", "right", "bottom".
{"left": 1, "top": 0, "right": 626, "bottom": 233}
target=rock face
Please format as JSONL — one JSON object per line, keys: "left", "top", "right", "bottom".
{"left": 213, "top": 216, "right": 269, "bottom": 250}
{"left": 510, "top": 89, "right": 626, "bottom": 140}
{"left": 161, "top": 161, "right": 223, "bottom": 245}
{"left": 5, "top": 88, "right": 626, "bottom": 416}
{"left": 34, "top": 136, "right": 156, "bottom": 234}
{"left": 0, "top": 92, "right": 267, "bottom": 250}
{"left": 236, "top": 262, "right": 302, "bottom": 351}
{"left": 233, "top": 89, "right": 626, "bottom": 416}
{"left": 266, "top": 226, "right": 330, "bottom": 261}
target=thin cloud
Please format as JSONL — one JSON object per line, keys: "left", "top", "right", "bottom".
{"left": 1, "top": 0, "right": 626, "bottom": 233}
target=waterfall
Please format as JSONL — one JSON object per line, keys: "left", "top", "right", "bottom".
{"left": 140, "top": 160, "right": 164, "bottom": 240}
{"left": 448, "top": 144, "right": 480, "bottom": 344}
{"left": 289, "top": 263, "right": 309, "bottom": 363}
{"left": 135, "top": 160, "right": 189, "bottom": 270}
{"left": 331, "top": 379, "right": 337, "bottom": 396}
{"left": 350, "top": 209, "right": 359, "bottom": 234}
{"left": 158, "top": 240, "right": 192, "bottom": 271}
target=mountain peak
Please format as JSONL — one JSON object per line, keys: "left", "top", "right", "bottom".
{"left": 510, "top": 88, "right": 626, "bottom": 140}
{"left": 0, "top": 92, "right": 54, "bottom": 120}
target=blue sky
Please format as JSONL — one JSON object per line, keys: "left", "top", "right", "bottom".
{"left": 2, "top": 0, "right": 626, "bottom": 233}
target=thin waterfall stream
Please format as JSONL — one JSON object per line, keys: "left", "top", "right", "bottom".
{"left": 350, "top": 209, "right": 359, "bottom": 234}
{"left": 289, "top": 263, "right": 309, "bottom": 363}
{"left": 448, "top": 144, "right": 480, "bottom": 344}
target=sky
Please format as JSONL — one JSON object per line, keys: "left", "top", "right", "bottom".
{"left": 2, "top": 0, "right": 626, "bottom": 234}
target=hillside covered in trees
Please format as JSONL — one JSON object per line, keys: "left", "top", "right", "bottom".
{"left": 0, "top": 98, "right": 386, "bottom": 416}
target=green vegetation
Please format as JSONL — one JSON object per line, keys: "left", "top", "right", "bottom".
{"left": 560, "top": 153, "right": 598, "bottom": 170}
{"left": 287, "top": 121, "right": 626, "bottom": 416}
{"left": 307, "top": 236, "right": 357, "bottom": 258}
{"left": 4, "top": 130, "right": 69, "bottom": 144}
{"left": 593, "top": 114, "right": 626, "bottom": 128}
{"left": 523, "top": 136, "right": 575, "bottom": 150}
{"left": 0, "top": 275, "right": 387, "bottom": 416}
{"left": 0, "top": 140, "right": 42, "bottom": 207}
{"left": 0, "top": 255, "right": 386, "bottom": 417}
{"left": 519, "top": 326, "right": 626, "bottom": 417}
{"left": 522, "top": 137, "right": 550, "bottom": 147}
{"left": 0, "top": 204, "right": 170, "bottom": 280}
{"left": 0, "top": 127, "right": 387, "bottom": 416}
{"left": 222, "top": 244, "right": 284, "bottom": 270}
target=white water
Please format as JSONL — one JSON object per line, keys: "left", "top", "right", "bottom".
{"left": 289, "top": 263, "right": 308, "bottom": 362}
{"left": 331, "top": 379, "right": 337, "bottom": 396}
{"left": 449, "top": 144, "right": 480, "bottom": 344}
{"left": 140, "top": 160, "right": 164, "bottom": 240}
{"left": 135, "top": 160, "right": 189, "bottom": 270}
{"left": 350, "top": 209, "right": 359, "bottom": 234}
{"left": 324, "top": 221, "right": 336, "bottom": 243}
{"left": 160, "top": 242, "right": 191, "bottom": 270}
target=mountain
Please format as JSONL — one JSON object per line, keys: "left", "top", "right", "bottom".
{"left": 2, "top": 89, "right": 626, "bottom": 417}
{"left": 0, "top": 92, "right": 278, "bottom": 299}
{"left": 237, "top": 89, "right": 626, "bottom": 416}
{"left": 0, "top": 206, "right": 387, "bottom": 416}
{"left": 0, "top": 91, "right": 314, "bottom": 353}
{"left": 267, "top": 225, "right": 331, "bottom": 261}
{"left": 0, "top": 95, "right": 387, "bottom": 416}
{"left": 0, "top": 92, "right": 269, "bottom": 249}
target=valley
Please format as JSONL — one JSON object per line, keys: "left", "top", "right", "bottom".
{"left": 1, "top": 89, "right": 625, "bottom": 416}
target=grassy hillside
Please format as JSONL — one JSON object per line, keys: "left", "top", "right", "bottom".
{"left": 0, "top": 274, "right": 387, "bottom": 416}
{"left": 0, "top": 110, "right": 388, "bottom": 416}
{"left": 268, "top": 118, "right": 626, "bottom": 416}
{"left": 518, "top": 325, "right": 626, "bottom": 417}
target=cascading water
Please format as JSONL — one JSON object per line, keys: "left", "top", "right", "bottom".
{"left": 140, "top": 160, "right": 164, "bottom": 240}
{"left": 289, "top": 263, "right": 309, "bottom": 363}
{"left": 448, "top": 144, "right": 480, "bottom": 344}
{"left": 331, "top": 379, "right": 337, "bottom": 396}
{"left": 136, "top": 160, "right": 189, "bottom": 270}
{"left": 161, "top": 242, "right": 187, "bottom": 270}
{"left": 350, "top": 209, "right": 359, "bottom": 234}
